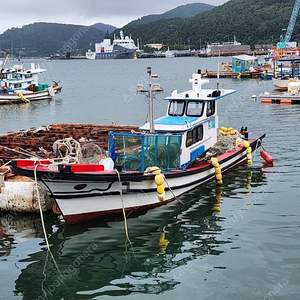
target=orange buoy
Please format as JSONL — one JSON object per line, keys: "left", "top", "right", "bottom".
{"left": 260, "top": 150, "right": 274, "bottom": 163}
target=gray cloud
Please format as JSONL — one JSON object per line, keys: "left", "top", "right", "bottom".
{"left": 0, "top": 0, "right": 228, "bottom": 34}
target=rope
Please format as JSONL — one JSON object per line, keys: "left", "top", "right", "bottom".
{"left": 34, "top": 163, "right": 51, "bottom": 251}
{"left": 163, "top": 177, "right": 183, "bottom": 204}
{"left": 0, "top": 160, "right": 12, "bottom": 170}
{"left": 115, "top": 169, "right": 133, "bottom": 250}
{"left": 33, "top": 161, "right": 65, "bottom": 285}
{"left": 52, "top": 137, "right": 82, "bottom": 163}
{"left": 0, "top": 144, "right": 43, "bottom": 159}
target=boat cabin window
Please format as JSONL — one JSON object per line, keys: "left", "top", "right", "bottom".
{"left": 168, "top": 100, "right": 185, "bottom": 116}
{"left": 206, "top": 100, "right": 215, "bottom": 117}
{"left": 186, "top": 101, "right": 204, "bottom": 117}
{"left": 12, "top": 73, "right": 22, "bottom": 80}
{"left": 186, "top": 125, "right": 204, "bottom": 147}
{"left": 13, "top": 83, "right": 21, "bottom": 89}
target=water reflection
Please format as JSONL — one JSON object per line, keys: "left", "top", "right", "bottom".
{"left": 0, "top": 166, "right": 267, "bottom": 299}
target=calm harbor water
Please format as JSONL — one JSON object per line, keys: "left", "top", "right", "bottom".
{"left": 0, "top": 57, "right": 299, "bottom": 300}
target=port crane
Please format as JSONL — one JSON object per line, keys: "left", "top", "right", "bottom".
{"left": 277, "top": 0, "right": 300, "bottom": 48}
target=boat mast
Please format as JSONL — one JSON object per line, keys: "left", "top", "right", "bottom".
{"left": 137, "top": 67, "right": 163, "bottom": 133}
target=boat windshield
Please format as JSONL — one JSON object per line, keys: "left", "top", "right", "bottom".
{"left": 108, "top": 132, "right": 181, "bottom": 172}
{"left": 168, "top": 100, "right": 185, "bottom": 116}
{"left": 186, "top": 101, "right": 204, "bottom": 117}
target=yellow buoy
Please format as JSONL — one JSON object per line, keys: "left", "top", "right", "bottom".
{"left": 18, "top": 92, "right": 29, "bottom": 103}
{"left": 150, "top": 166, "right": 161, "bottom": 174}
{"left": 157, "top": 183, "right": 165, "bottom": 194}
{"left": 158, "top": 191, "right": 165, "bottom": 201}
{"left": 215, "top": 167, "right": 221, "bottom": 174}
{"left": 243, "top": 140, "right": 250, "bottom": 148}
{"left": 212, "top": 160, "right": 219, "bottom": 168}
{"left": 211, "top": 157, "right": 223, "bottom": 185}
{"left": 242, "top": 141, "right": 252, "bottom": 165}
{"left": 152, "top": 168, "right": 165, "bottom": 200}
{"left": 155, "top": 174, "right": 164, "bottom": 185}
{"left": 216, "top": 173, "right": 222, "bottom": 181}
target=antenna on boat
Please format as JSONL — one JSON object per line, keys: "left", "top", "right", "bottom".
{"left": 217, "top": 50, "right": 220, "bottom": 91}
{"left": 137, "top": 67, "right": 164, "bottom": 133}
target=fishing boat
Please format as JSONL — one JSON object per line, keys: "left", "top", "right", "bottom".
{"left": 86, "top": 30, "right": 138, "bottom": 60}
{"left": 271, "top": 57, "right": 300, "bottom": 90}
{"left": 0, "top": 57, "right": 61, "bottom": 104}
{"left": 10, "top": 68, "right": 268, "bottom": 224}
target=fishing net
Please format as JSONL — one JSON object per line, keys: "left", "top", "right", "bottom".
{"left": 186, "top": 131, "right": 241, "bottom": 168}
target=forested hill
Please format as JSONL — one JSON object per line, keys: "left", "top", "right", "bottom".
{"left": 121, "top": 0, "right": 300, "bottom": 49}
{"left": 128, "top": 3, "right": 214, "bottom": 25}
{"left": 0, "top": 23, "right": 106, "bottom": 57}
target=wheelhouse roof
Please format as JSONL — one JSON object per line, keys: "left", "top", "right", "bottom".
{"left": 163, "top": 89, "right": 236, "bottom": 101}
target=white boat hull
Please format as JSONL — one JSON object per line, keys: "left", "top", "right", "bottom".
{"left": 0, "top": 89, "right": 56, "bottom": 104}
{"left": 60, "top": 154, "right": 245, "bottom": 223}
{"left": 272, "top": 78, "right": 290, "bottom": 90}
{"left": 11, "top": 135, "right": 264, "bottom": 224}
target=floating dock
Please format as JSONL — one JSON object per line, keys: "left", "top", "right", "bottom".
{"left": 260, "top": 92, "right": 300, "bottom": 104}
{"left": 203, "top": 70, "right": 260, "bottom": 79}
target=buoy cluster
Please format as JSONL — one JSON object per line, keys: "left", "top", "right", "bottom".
{"left": 243, "top": 140, "right": 252, "bottom": 165}
{"left": 151, "top": 167, "right": 165, "bottom": 201}
{"left": 211, "top": 157, "right": 222, "bottom": 185}
{"left": 219, "top": 126, "right": 237, "bottom": 135}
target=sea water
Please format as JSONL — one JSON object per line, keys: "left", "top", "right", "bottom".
{"left": 0, "top": 57, "right": 299, "bottom": 299}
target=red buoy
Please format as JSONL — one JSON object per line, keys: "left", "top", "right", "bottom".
{"left": 260, "top": 150, "right": 274, "bottom": 163}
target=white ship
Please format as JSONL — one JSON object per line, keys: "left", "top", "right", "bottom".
{"left": 86, "top": 31, "right": 138, "bottom": 59}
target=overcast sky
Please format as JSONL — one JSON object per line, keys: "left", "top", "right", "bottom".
{"left": 0, "top": 0, "right": 229, "bottom": 34}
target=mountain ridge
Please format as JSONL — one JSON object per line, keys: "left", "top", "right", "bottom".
{"left": 0, "top": 1, "right": 297, "bottom": 57}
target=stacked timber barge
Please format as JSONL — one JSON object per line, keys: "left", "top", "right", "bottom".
{"left": 0, "top": 123, "right": 139, "bottom": 163}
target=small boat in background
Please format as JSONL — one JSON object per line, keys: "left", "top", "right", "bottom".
{"left": 0, "top": 56, "right": 62, "bottom": 104}
{"left": 10, "top": 68, "right": 267, "bottom": 224}
{"left": 271, "top": 57, "right": 300, "bottom": 90}
{"left": 164, "top": 47, "right": 175, "bottom": 58}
